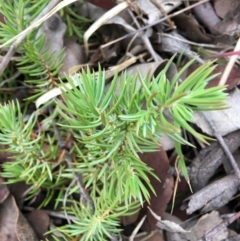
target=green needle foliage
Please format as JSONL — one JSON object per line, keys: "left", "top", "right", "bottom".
{"left": 0, "top": 1, "right": 228, "bottom": 240}
{"left": 0, "top": 0, "right": 64, "bottom": 101}
{"left": 0, "top": 56, "right": 227, "bottom": 240}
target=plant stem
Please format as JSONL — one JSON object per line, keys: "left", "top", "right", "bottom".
{"left": 49, "top": 106, "right": 95, "bottom": 214}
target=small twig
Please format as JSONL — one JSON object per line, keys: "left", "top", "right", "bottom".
{"left": 0, "top": 0, "right": 60, "bottom": 75}
{"left": 110, "top": 233, "right": 119, "bottom": 241}
{"left": 129, "top": 215, "right": 147, "bottom": 241}
{"left": 139, "top": 231, "right": 160, "bottom": 241}
{"left": 218, "top": 37, "right": 240, "bottom": 86}
{"left": 63, "top": 179, "right": 76, "bottom": 224}
{"left": 171, "top": 156, "right": 180, "bottom": 214}
{"left": 202, "top": 112, "right": 240, "bottom": 182}
{"left": 0, "top": 55, "right": 22, "bottom": 62}
{"left": 49, "top": 106, "right": 95, "bottom": 214}
{"left": 100, "top": 0, "right": 210, "bottom": 50}
{"left": 0, "top": 71, "right": 21, "bottom": 87}
{"left": 150, "top": 0, "right": 176, "bottom": 29}
{"left": 23, "top": 206, "right": 78, "bottom": 221}
{"left": 198, "top": 211, "right": 240, "bottom": 241}
{"left": 1, "top": 0, "right": 78, "bottom": 49}
{"left": 127, "top": 8, "right": 161, "bottom": 62}
{"left": 160, "top": 33, "right": 227, "bottom": 49}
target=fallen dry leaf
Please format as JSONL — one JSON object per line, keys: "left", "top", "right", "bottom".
{"left": 214, "top": 0, "right": 239, "bottom": 19}
{"left": 155, "top": 32, "right": 201, "bottom": 62}
{"left": 0, "top": 177, "right": 9, "bottom": 204}
{"left": 189, "top": 130, "right": 240, "bottom": 191}
{"left": 207, "top": 64, "right": 240, "bottom": 90}
{"left": 136, "top": 0, "right": 182, "bottom": 24}
{"left": 77, "top": 0, "right": 107, "bottom": 20}
{"left": 193, "top": 88, "right": 240, "bottom": 137}
{"left": 8, "top": 182, "right": 30, "bottom": 204}
{"left": 85, "top": 0, "right": 117, "bottom": 10}
{"left": 156, "top": 211, "right": 228, "bottom": 241}
{"left": 0, "top": 195, "right": 38, "bottom": 241}
{"left": 131, "top": 231, "right": 165, "bottom": 241}
{"left": 26, "top": 210, "right": 50, "bottom": 240}
{"left": 84, "top": 2, "right": 129, "bottom": 55}
{"left": 181, "top": 174, "right": 238, "bottom": 215}
{"left": 36, "top": 13, "right": 66, "bottom": 61}
{"left": 83, "top": 0, "right": 181, "bottom": 54}
{"left": 172, "top": 13, "right": 213, "bottom": 43}
{"left": 139, "top": 147, "right": 174, "bottom": 231}
{"left": 59, "top": 37, "right": 87, "bottom": 77}
{"left": 213, "top": 3, "right": 240, "bottom": 34}
{"left": 192, "top": 1, "right": 220, "bottom": 34}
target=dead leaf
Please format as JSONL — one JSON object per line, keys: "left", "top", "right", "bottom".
{"left": 156, "top": 32, "right": 201, "bottom": 62}
{"left": 36, "top": 14, "right": 66, "bottom": 62}
{"left": 131, "top": 231, "right": 165, "bottom": 241}
{"left": 84, "top": 2, "right": 129, "bottom": 55}
{"left": 121, "top": 211, "right": 140, "bottom": 227}
{"left": 214, "top": 0, "right": 239, "bottom": 19}
{"left": 208, "top": 65, "right": 240, "bottom": 90}
{"left": 77, "top": 1, "right": 107, "bottom": 20}
{"left": 172, "top": 13, "right": 213, "bottom": 43}
{"left": 85, "top": 0, "right": 117, "bottom": 10}
{"left": 156, "top": 211, "right": 228, "bottom": 241}
{"left": 136, "top": 0, "right": 182, "bottom": 24}
{"left": 138, "top": 147, "right": 174, "bottom": 231}
{"left": 59, "top": 37, "right": 87, "bottom": 77}
{"left": 189, "top": 130, "right": 240, "bottom": 191}
{"left": 0, "top": 195, "right": 38, "bottom": 241}
{"left": 8, "top": 182, "right": 30, "bottom": 204}
{"left": 98, "top": 25, "right": 125, "bottom": 62}
{"left": 181, "top": 174, "right": 238, "bottom": 215}
{"left": 83, "top": 0, "right": 181, "bottom": 54}
{"left": 26, "top": 210, "right": 50, "bottom": 240}
{"left": 193, "top": 88, "right": 240, "bottom": 137}
{"left": 192, "top": 1, "right": 220, "bottom": 34}
{"left": 213, "top": 3, "right": 240, "bottom": 34}
{"left": 0, "top": 177, "right": 9, "bottom": 204}
{"left": 185, "top": 62, "right": 240, "bottom": 90}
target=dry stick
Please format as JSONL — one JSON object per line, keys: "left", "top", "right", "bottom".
{"left": 0, "top": 0, "right": 60, "bottom": 75}
{"left": 127, "top": 8, "right": 161, "bottom": 62}
{"left": 101, "top": 0, "right": 210, "bottom": 50}
{"left": 198, "top": 211, "right": 240, "bottom": 241}
{"left": 129, "top": 215, "right": 147, "bottom": 241}
{"left": 0, "top": 71, "right": 21, "bottom": 87}
{"left": 201, "top": 38, "right": 240, "bottom": 181}
{"left": 150, "top": 0, "right": 176, "bottom": 29}
{"left": 202, "top": 112, "right": 240, "bottom": 182}
{"left": 23, "top": 206, "right": 78, "bottom": 221}
{"left": 218, "top": 37, "right": 240, "bottom": 86}
{"left": 63, "top": 178, "right": 77, "bottom": 224}
{"left": 160, "top": 33, "right": 226, "bottom": 49}
{"left": 49, "top": 106, "right": 95, "bottom": 214}
{"left": 110, "top": 233, "right": 119, "bottom": 241}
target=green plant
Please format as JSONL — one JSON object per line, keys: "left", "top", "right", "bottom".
{"left": 0, "top": 1, "right": 228, "bottom": 240}
{"left": 0, "top": 58, "right": 227, "bottom": 240}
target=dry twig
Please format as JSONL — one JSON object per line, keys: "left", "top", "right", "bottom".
{"left": 100, "top": 0, "right": 210, "bottom": 50}
{"left": 202, "top": 112, "right": 240, "bottom": 183}
{"left": 198, "top": 212, "right": 240, "bottom": 241}
{"left": 49, "top": 106, "right": 95, "bottom": 214}
{"left": 0, "top": 0, "right": 79, "bottom": 75}
{"left": 218, "top": 37, "right": 240, "bottom": 86}
{"left": 0, "top": 0, "right": 60, "bottom": 75}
